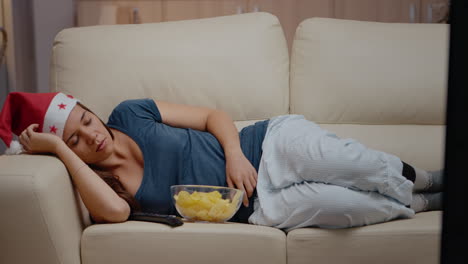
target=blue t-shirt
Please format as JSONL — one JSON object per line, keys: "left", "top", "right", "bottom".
{"left": 107, "top": 99, "right": 269, "bottom": 216}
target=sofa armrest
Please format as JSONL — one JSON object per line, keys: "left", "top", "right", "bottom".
{"left": 0, "top": 155, "right": 84, "bottom": 264}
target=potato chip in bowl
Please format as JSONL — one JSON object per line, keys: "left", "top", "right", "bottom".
{"left": 171, "top": 185, "right": 243, "bottom": 222}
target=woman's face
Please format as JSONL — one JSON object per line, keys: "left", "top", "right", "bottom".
{"left": 63, "top": 104, "right": 114, "bottom": 164}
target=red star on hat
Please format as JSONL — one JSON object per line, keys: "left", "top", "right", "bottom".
{"left": 67, "top": 95, "right": 74, "bottom": 99}
{"left": 49, "top": 125, "right": 58, "bottom": 134}
{"left": 58, "top": 103, "right": 67, "bottom": 110}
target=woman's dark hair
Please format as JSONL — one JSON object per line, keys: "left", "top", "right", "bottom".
{"left": 77, "top": 102, "right": 141, "bottom": 212}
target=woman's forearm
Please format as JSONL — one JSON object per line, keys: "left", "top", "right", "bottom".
{"left": 207, "top": 110, "right": 258, "bottom": 205}
{"left": 205, "top": 110, "right": 243, "bottom": 158}
{"left": 54, "top": 141, "right": 130, "bottom": 222}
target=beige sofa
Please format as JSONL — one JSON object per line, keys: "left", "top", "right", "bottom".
{"left": 0, "top": 12, "right": 447, "bottom": 264}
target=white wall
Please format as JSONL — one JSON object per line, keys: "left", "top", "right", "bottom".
{"left": 32, "top": 0, "right": 74, "bottom": 93}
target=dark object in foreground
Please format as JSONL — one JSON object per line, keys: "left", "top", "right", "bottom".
{"left": 129, "top": 212, "right": 184, "bottom": 227}
{"left": 441, "top": 1, "right": 468, "bottom": 263}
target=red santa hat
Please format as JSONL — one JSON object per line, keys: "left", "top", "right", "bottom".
{"left": 0, "top": 92, "right": 79, "bottom": 155}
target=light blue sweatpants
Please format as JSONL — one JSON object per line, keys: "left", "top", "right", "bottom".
{"left": 249, "top": 115, "right": 415, "bottom": 230}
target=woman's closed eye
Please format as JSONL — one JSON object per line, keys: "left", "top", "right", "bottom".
{"left": 72, "top": 136, "right": 79, "bottom": 146}
{"left": 71, "top": 118, "right": 92, "bottom": 146}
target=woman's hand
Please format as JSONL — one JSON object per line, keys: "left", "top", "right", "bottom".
{"left": 225, "top": 151, "right": 258, "bottom": 207}
{"left": 19, "top": 124, "right": 63, "bottom": 154}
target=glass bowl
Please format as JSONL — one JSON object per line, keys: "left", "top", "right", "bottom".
{"left": 170, "top": 185, "right": 244, "bottom": 223}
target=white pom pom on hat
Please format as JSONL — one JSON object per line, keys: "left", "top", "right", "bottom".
{"left": 5, "top": 140, "right": 24, "bottom": 155}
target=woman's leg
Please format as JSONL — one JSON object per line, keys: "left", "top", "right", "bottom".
{"left": 427, "top": 170, "right": 444, "bottom": 192}
{"left": 249, "top": 181, "right": 415, "bottom": 231}
{"left": 404, "top": 165, "right": 444, "bottom": 193}
{"left": 261, "top": 115, "right": 414, "bottom": 205}
{"left": 411, "top": 192, "right": 443, "bottom": 212}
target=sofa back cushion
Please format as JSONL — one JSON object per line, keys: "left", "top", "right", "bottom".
{"left": 50, "top": 12, "right": 289, "bottom": 122}
{"left": 290, "top": 18, "right": 448, "bottom": 169}
{"left": 290, "top": 18, "right": 448, "bottom": 125}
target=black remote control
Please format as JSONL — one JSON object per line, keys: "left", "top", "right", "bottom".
{"left": 129, "top": 212, "right": 184, "bottom": 227}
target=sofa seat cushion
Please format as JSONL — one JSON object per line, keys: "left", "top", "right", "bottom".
{"left": 81, "top": 221, "right": 286, "bottom": 264}
{"left": 286, "top": 211, "right": 441, "bottom": 264}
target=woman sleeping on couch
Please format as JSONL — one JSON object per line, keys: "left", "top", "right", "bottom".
{"left": 0, "top": 92, "right": 443, "bottom": 231}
